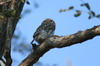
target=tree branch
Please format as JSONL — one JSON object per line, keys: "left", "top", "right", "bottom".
{"left": 0, "top": 0, "right": 25, "bottom": 65}
{"left": 19, "top": 25, "right": 100, "bottom": 66}
{"left": 4, "top": 17, "right": 13, "bottom": 66}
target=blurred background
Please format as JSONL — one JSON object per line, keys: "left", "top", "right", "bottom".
{"left": 11, "top": 0, "right": 100, "bottom": 66}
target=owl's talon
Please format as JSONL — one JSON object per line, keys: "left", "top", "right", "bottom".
{"left": 32, "top": 43, "right": 38, "bottom": 50}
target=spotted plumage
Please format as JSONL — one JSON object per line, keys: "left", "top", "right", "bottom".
{"left": 31, "top": 18, "right": 56, "bottom": 44}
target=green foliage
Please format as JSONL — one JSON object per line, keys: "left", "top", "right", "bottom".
{"left": 68, "top": 6, "right": 74, "bottom": 10}
{"left": 96, "top": 15, "right": 100, "bottom": 18}
{"left": 59, "top": 6, "right": 74, "bottom": 13}
{"left": 59, "top": 0, "right": 100, "bottom": 19}
{"left": 80, "top": 2, "right": 100, "bottom": 19}
{"left": 81, "top": 3, "right": 90, "bottom": 10}
{"left": 26, "top": 1, "right": 30, "bottom": 5}
{"left": 88, "top": 11, "right": 95, "bottom": 19}
{"left": 59, "top": 9, "right": 67, "bottom": 12}
{"left": 74, "top": 10, "right": 81, "bottom": 17}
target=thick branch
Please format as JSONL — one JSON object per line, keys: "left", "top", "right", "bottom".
{"left": 4, "top": 17, "right": 13, "bottom": 66}
{"left": 19, "top": 25, "right": 100, "bottom": 66}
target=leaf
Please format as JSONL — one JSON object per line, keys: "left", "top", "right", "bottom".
{"left": 81, "top": 3, "right": 91, "bottom": 10}
{"left": 68, "top": 6, "right": 74, "bottom": 10}
{"left": 26, "top": 1, "right": 30, "bottom": 5}
{"left": 59, "top": 9, "right": 67, "bottom": 13}
{"left": 74, "top": 10, "right": 81, "bottom": 17}
{"left": 96, "top": 15, "right": 100, "bottom": 18}
{"left": 74, "top": 13, "right": 81, "bottom": 17}
{"left": 90, "top": 11, "right": 95, "bottom": 16}
{"left": 59, "top": 9, "right": 63, "bottom": 13}
{"left": 88, "top": 11, "right": 95, "bottom": 19}
{"left": 88, "top": 11, "right": 95, "bottom": 18}
{"left": 85, "top": 3, "right": 90, "bottom": 10}
{"left": 63, "top": 9, "right": 67, "bottom": 12}
{"left": 88, "top": 16, "right": 92, "bottom": 19}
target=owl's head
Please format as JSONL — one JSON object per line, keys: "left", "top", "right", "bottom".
{"left": 33, "top": 18, "right": 56, "bottom": 44}
{"left": 42, "top": 18, "right": 55, "bottom": 25}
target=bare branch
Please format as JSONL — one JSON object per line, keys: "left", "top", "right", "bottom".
{"left": 19, "top": 25, "right": 100, "bottom": 66}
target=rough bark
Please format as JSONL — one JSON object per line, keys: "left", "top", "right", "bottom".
{"left": 19, "top": 25, "right": 100, "bottom": 66}
{"left": 0, "top": 0, "right": 25, "bottom": 65}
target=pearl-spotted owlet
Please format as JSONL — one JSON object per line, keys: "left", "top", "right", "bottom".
{"left": 31, "top": 18, "right": 56, "bottom": 44}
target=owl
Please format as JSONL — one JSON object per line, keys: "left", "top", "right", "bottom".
{"left": 31, "top": 18, "right": 56, "bottom": 44}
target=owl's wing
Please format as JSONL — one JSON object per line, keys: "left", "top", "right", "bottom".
{"left": 33, "top": 25, "right": 42, "bottom": 38}
{"left": 33, "top": 21, "right": 55, "bottom": 38}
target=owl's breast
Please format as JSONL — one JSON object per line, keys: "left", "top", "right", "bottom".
{"left": 34, "top": 30, "right": 48, "bottom": 44}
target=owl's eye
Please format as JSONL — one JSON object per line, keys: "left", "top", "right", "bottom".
{"left": 50, "top": 20, "right": 53, "bottom": 22}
